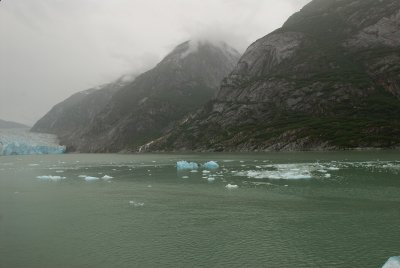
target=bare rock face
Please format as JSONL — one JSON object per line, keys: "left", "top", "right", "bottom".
{"left": 147, "top": 0, "right": 400, "bottom": 152}
{"left": 32, "top": 41, "right": 240, "bottom": 152}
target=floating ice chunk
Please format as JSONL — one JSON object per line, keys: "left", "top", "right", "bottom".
{"left": 225, "top": 184, "right": 238, "bottom": 189}
{"left": 129, "top": 201, "right": 144, "bottom": 207}
{"left": 328, "top": 167, "right": 340, "bottom": 171}
{"left": 37, "top": 175, "right": 65, "bottom": 181}
{"left": 207, "top": 177, "right": 215, "bottom": 182}
{"left": 382, "top": 256, "right": 400, "bottom": 268}
{"left": 190, "top": 170, "right": 198, "bottom": 173}
{"left": 182, "top": 176, "right": 189, "bottom": 179}
{"left": 176, "top": 161, "right": 199, "bottom": 170}
{"left": 203, "top": 161, "right": 219, "bottom": 170}
{"left": 317, "top": 169, "right": 327, "bottom": 173}
{"left": 102, "top": 175, "right": 113, "bottom": 180}
{"left": 236, "top": 170, "right": 312, "bottom": 180}
{"left": 324, "top": 174, "right": 331, "bottom": 178}
{"left": 29, "top": 164, "right": 39, "bottom": 166}
{"left": 55, "top": 170, "right": 64, "bottom": 173}
{"left": 202, "top": 170, "right": 211, "bottom": 174}
{"left": 83, "top": 176, "right": 99, "bottom": 181}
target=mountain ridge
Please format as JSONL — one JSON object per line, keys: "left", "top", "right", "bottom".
{"left": 145, "top": 0, "right": 400, "bottom": 152}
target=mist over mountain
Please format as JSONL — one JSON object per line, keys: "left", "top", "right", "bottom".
{"left": 0, "top": 119, "right": 29, "bottom": 129}
{"left": 147, "top": 0, "right": 400, "bottom": 151}
{"left": 32, "top": 40, "right": 240, "bottom": 152}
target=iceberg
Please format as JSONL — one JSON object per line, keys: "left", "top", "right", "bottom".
{"left": 203, "top": 161, "right": 219, "bottom": 170}
{"left": 383, "top": 256, "right": 400, "bottom": 268}
{"left": 225, "top": 184, "right": 239, "bottom": 189}
{"left": 83, "top": 176, "right": 99, "bottom": 181}
{"left": 0, "top": 128, "right": 65, "bottom": 156}
{"left": 176, "top": 161, "right": 199, "bottom": 170}
{"left": 37, "top": 175, "right": 66, "bottom": 181}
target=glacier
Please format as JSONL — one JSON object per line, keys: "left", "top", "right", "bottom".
{"left": 0, "top": 128, "right": 65, "bottom": 156}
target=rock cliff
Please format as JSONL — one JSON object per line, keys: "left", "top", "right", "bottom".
{"left": 148, "top": 0, "right": 400, "bottom": 152}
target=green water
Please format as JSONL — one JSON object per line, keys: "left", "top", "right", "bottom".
{"left": 0, "top": 152, "right": 399, "bottom": 268}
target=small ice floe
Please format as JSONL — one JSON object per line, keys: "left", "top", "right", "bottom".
{"left": 225, "top": 184, "right": 239, "bottom": 189}
{"left": 83, "top": 176, "right": 99, "bottom": 181}
{"left": 147, "top": 185, "right": 152, "bottom": 188}
{"left": 202, "top": 161, "right": 219, "bottom": 170}
{"left": 29, "top": 164, "right": 39, "bottom": 167}
{"left": 317, "top": 169, "right": 327, "bottom": 173}
{"left": 207, "top": 177, "right": 215, "bottom": 182}
{"left": 382, "top": 256, "right": 400, "bottom": 268}
{"left": 101, "top": 175, "right": 113, "bottom": 180}
{"left": 202, "top": 170, "right": 211, "bottom": 174}
{"left": 181, "top": 176, "right": 189, "bottom": 179}
{"left": 324, "top": 174, "right": 332, "bottom": 178}
{"left": 284, "top": 185, "right": 289, "bottom": 187}
{"left": 328, "top": 166, "right": 340, "bottom": 171}
{"left": 190, "top": 170, "right": 198, "bottom": 173}
{"left": 176, "top": 161, "right": 199, "bottom": 170}
{"left": 55, "top": 170, "right": 64, "bottom": 173}
{"left": 37, "top": 175, "right": 66, "bottom": 181}
{"left": 129, "top": 201, "right": 144, "bottom": 207}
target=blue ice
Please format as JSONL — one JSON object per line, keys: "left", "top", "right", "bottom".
{"left": 202, "top": 161, "right": 219, "bottom": 170}
{"left": 383, "top": 256, "right": 400, "bottom": 268}
{"left": 176, "top": 161, "right": 199, "bottom": 170}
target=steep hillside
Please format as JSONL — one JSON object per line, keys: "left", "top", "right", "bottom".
{"left": 33, "top": 41, "right": 240, "bottom": 152}
{"left": 148, "top": 0, "right": 400, "bottom": 152}
{"left": 31, "top": 76, "right": 132, "bottom": 148}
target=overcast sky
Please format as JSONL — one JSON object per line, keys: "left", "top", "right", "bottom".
{"left": 0, "top": 0, "right": 310, "bottom": 125}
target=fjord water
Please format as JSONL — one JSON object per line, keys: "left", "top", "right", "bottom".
{"left": 0, "top": 153, "right": 399, "bottom": 268}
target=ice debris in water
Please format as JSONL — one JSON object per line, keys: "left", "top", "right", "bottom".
{"left": 0, "top": 128, "right": 65, "bottom": 155}
{"left": 101, "top": 175, "right": 113, "bottom": 180}
{"left": 129, "top": 201, "right": 144, "bottom": 207}
{"left": 176, "top": 161, "right": 199, "bottom": 170}
{"left": 203, "top": 161, "right": 219, "bottom": 170}
{"left": 225, "top": 184, "right": 239, "bottom": 189}
{"left": 207, "top": 177, "right": 215, "bottom": 182}
{"left": 382, "top": 256, "right": 400, "bottom": 268}
{"left": 37, "top": 175, "right": 66, "bottom": 181}
{"left": 81, "top": 176, "right": 99, "bottom": 181}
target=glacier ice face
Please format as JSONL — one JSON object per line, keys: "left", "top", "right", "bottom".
{"left": 0, "top": 128, "right": 65, "bottom": 156}
{"left": 383, "top": 256, "right": 400, "bottom": 268}
{"left": 203, "top": 161, "right": 219, "bottom": 170}
{"left": 176, "top": 161, "right": 199, "bottom": 170}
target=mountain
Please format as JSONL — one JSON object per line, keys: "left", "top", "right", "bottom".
{"left": 32, "top": 41, "right": 240, "bottom": 152}
{"left": 0, "top": 119, "right": 29, "bottom": 129}
{"left": 147, "top": 0, "right": 400, "bottom": 152}
{"left": 31, "top": 75, "right": 134, "bottom": 149}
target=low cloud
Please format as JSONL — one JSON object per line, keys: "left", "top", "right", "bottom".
{"left": 0, "top": 0, "right": 310, "bottom": 125}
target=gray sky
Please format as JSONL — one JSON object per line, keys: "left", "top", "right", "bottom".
{"left": 0, "top": 0, "right": 310, "bottom": 125}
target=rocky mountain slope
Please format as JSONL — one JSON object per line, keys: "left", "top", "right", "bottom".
{"left": 32, "top": 41, "right": 240, "bottom": 152}
{"left": 31, "top": 76, "right": 133, "bottom": 148}
{"left": 148, "top": 0, "right": 400, "bottom": 152}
